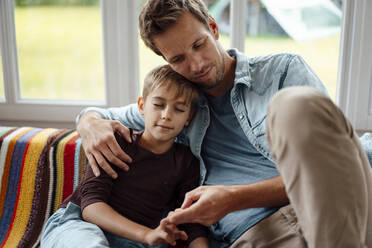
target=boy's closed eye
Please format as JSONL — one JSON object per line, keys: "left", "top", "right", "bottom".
{"left": 153, "top": 103, "right": 163, "bottom": 108}
{"left": 175, "top": 108, "right": 185, "bottom": 112}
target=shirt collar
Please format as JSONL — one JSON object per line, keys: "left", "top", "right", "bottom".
{"left": 227, "top": 48, "right": 252, "bottom": 89}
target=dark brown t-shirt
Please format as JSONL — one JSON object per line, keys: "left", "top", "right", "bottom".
{"left": 60, "top": 130, "right": 207, "bottom": 244}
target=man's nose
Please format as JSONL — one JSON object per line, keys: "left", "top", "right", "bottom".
{"left": 189, "top": 54, "right": 204, "bottom": 74}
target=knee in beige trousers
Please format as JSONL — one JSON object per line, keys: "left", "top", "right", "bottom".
{"left": 264, "top": 86, "right": 372, "bottom": 248}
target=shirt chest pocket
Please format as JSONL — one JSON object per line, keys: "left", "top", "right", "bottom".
{"left": 252, "top": 115, "right": 266, "bottom": 137}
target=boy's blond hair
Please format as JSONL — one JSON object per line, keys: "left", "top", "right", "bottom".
{"left": 139, "top": 0, "right": 210, "bottom": 56}
{"left": 143, "top": 64, "right": 200, "bottom": 109}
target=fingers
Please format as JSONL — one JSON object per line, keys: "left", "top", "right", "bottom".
{"left": 167, "top": 207, "right": 198, "bottom": 226}
{"left": 157, "top": 225, "right": 177, "bottom": 246}
{"left": 160, "top": 231, "right": 177, "bottom": 246}
{"left": 86, "top": 154, "right": 101, "bottom": 177}
{"left": 181, "top": 188, "right": 202, "bottom": 209}
{"left": 114, "top": 122, "right": 133, "bottom": 143}
{"left": 174, "top": 230, "right": 188, "bottom": 241}
{"left": 148, "top": 229, "right": 174, "bottom": 247}
{"left": 82, "top": 121, "right": 134, "bottom": 178}
{"left": 159, "top": 218, "right": 188, "bottom": 245}
{"left": 107, "top": 123, "right": 133, "bottom": 169}
{"left": 101, "top": 143, "right": 130, "bottom": 171}
{"left": 93, "top": 152, "right": 118, "bottom": 179}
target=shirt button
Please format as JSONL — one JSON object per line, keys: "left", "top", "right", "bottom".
{"left": 239, "top": 113, "right": 244, "bottom": 119}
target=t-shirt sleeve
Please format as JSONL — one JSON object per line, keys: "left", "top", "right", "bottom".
{"left": 175, "top": 154, "right": 209, "bottom": 245}
{"left": 79, "top": 132, "right": 129, "bottom": 211}
{"left": 79, "top": 164, "right": 116, "bottom": 211}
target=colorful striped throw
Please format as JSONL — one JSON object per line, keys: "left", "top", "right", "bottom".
{"left": 0, "top": 127, "right": 86, "bottom": 248}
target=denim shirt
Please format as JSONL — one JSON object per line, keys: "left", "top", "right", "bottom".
{"left": 78, "top": 49, "right": 328, "bottom": 185}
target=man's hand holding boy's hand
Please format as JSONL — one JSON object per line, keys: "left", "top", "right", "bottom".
{"left": 144, "top": 218, "right": 187, "bottom": 247}
{"left": 77, "top": 111, "right": 133, "bottom": 178}
{"left": 166, "top": 186, "right": 232, "bottom": 226}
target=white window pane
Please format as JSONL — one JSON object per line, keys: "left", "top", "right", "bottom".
{"left": 211, "top": 0, "right": 342, "bottom": 100}
{"left": 250, "top": 0, "right": 341, "bottom": 99}
{"left": 138, "top": 38, "right": 166, "bottom": 92}
{"left": 15, "top": 0, "right": 104, "bottom": 101}
{"left": 138, "top": 0, "right": 164, "bottom": 91}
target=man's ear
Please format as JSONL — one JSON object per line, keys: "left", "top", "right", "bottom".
{"left": 138, "top": 97, "right": 145, "bottom": 115}
{"left": 208, "top": 15, "right": 219, "bottom": 40}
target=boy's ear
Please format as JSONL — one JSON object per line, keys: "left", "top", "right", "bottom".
{"left": 138, "top": 97, "right": 145, "bottom": 115}
{"left": 185, "top": 109, "right": 195, "bottom": 127}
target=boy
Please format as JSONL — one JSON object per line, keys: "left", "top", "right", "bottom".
{"left": 41, "top": 65, "right": 209, "bottom": 248}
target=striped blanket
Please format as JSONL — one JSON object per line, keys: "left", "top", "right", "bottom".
{"left": 0, "top": 127, "right": 86, "bottom": 248}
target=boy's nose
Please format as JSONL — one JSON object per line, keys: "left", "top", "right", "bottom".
{"left": 161, "top": 108, "right": 172, "bottom": 120}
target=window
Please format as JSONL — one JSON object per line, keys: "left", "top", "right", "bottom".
{"left": 211, "top": 0, "right": 342, "bottom": 100}
{"left": 137, "top": 0, "right": 342, "bottom": 100}
{"left": 14, "top": 1, "right": 104, "bottom": 101}
{"left": 0, "top": 0, "right": 138, "bottom": 125}
{"left": 0, "top": 0, "right": 371, "bottom": 130}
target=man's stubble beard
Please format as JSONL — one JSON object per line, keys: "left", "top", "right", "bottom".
{"left": 197, "top": 55, "right": 225, "bottom": 91}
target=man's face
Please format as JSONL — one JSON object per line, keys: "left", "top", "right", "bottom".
{"left": 153, "top": 12, "right": 225, "bottom": 91}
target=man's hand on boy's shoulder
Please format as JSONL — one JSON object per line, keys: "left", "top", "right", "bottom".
{"left": 77, "top": 111, "right": 133, "bottom": 179}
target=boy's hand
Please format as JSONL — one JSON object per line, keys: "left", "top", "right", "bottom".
{"left": 144, "top": 219, "right": 188, "bottom": 246}
{"left": 77, "top": 111, "right": 133, "bottom": 178}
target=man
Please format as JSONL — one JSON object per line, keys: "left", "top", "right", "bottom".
{"left": 76, "top": 0, "right": 372, "bottom": 247}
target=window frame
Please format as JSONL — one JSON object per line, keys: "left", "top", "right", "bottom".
{"left": 230, "top": 0, "right": 247, "bottom": 52}
{"left": 0, "top": 0, "right": 138, "bottom": 124}
{"left": 336, "top": 0, "right": 372, "bottom": 131}
{"left": 230, "top": 0, "right": 371, "bottom": 131}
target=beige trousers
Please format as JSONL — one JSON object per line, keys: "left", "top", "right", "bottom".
{"left": 231, "top": 86, "right": 372, "bottom": 248}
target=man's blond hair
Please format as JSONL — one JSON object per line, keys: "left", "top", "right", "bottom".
{"left": 139, "top": 0, "right": 210, "bottom": 56}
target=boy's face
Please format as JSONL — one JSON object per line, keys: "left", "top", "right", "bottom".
{"left": 153, "top": 12, "right": 225, "bottom": 92}
{"left": 138, "top": 83, "right": 193, "bottom": 144}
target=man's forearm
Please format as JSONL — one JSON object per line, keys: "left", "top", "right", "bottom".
{"left": 227, "top": 176, "right": 288, "bottom": 212}
{"left": 76, "top": 111, "right": 103, "bottom": 134}
{"left": 169, "top": 176, "right": 289, "bottom": 227}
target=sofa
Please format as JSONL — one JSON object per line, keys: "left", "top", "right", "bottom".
{"left": 0, "top": 127, "right": 85, "bottom": 248}
{"left": 0, "top": 126, "right": 372, "bottom": 248}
